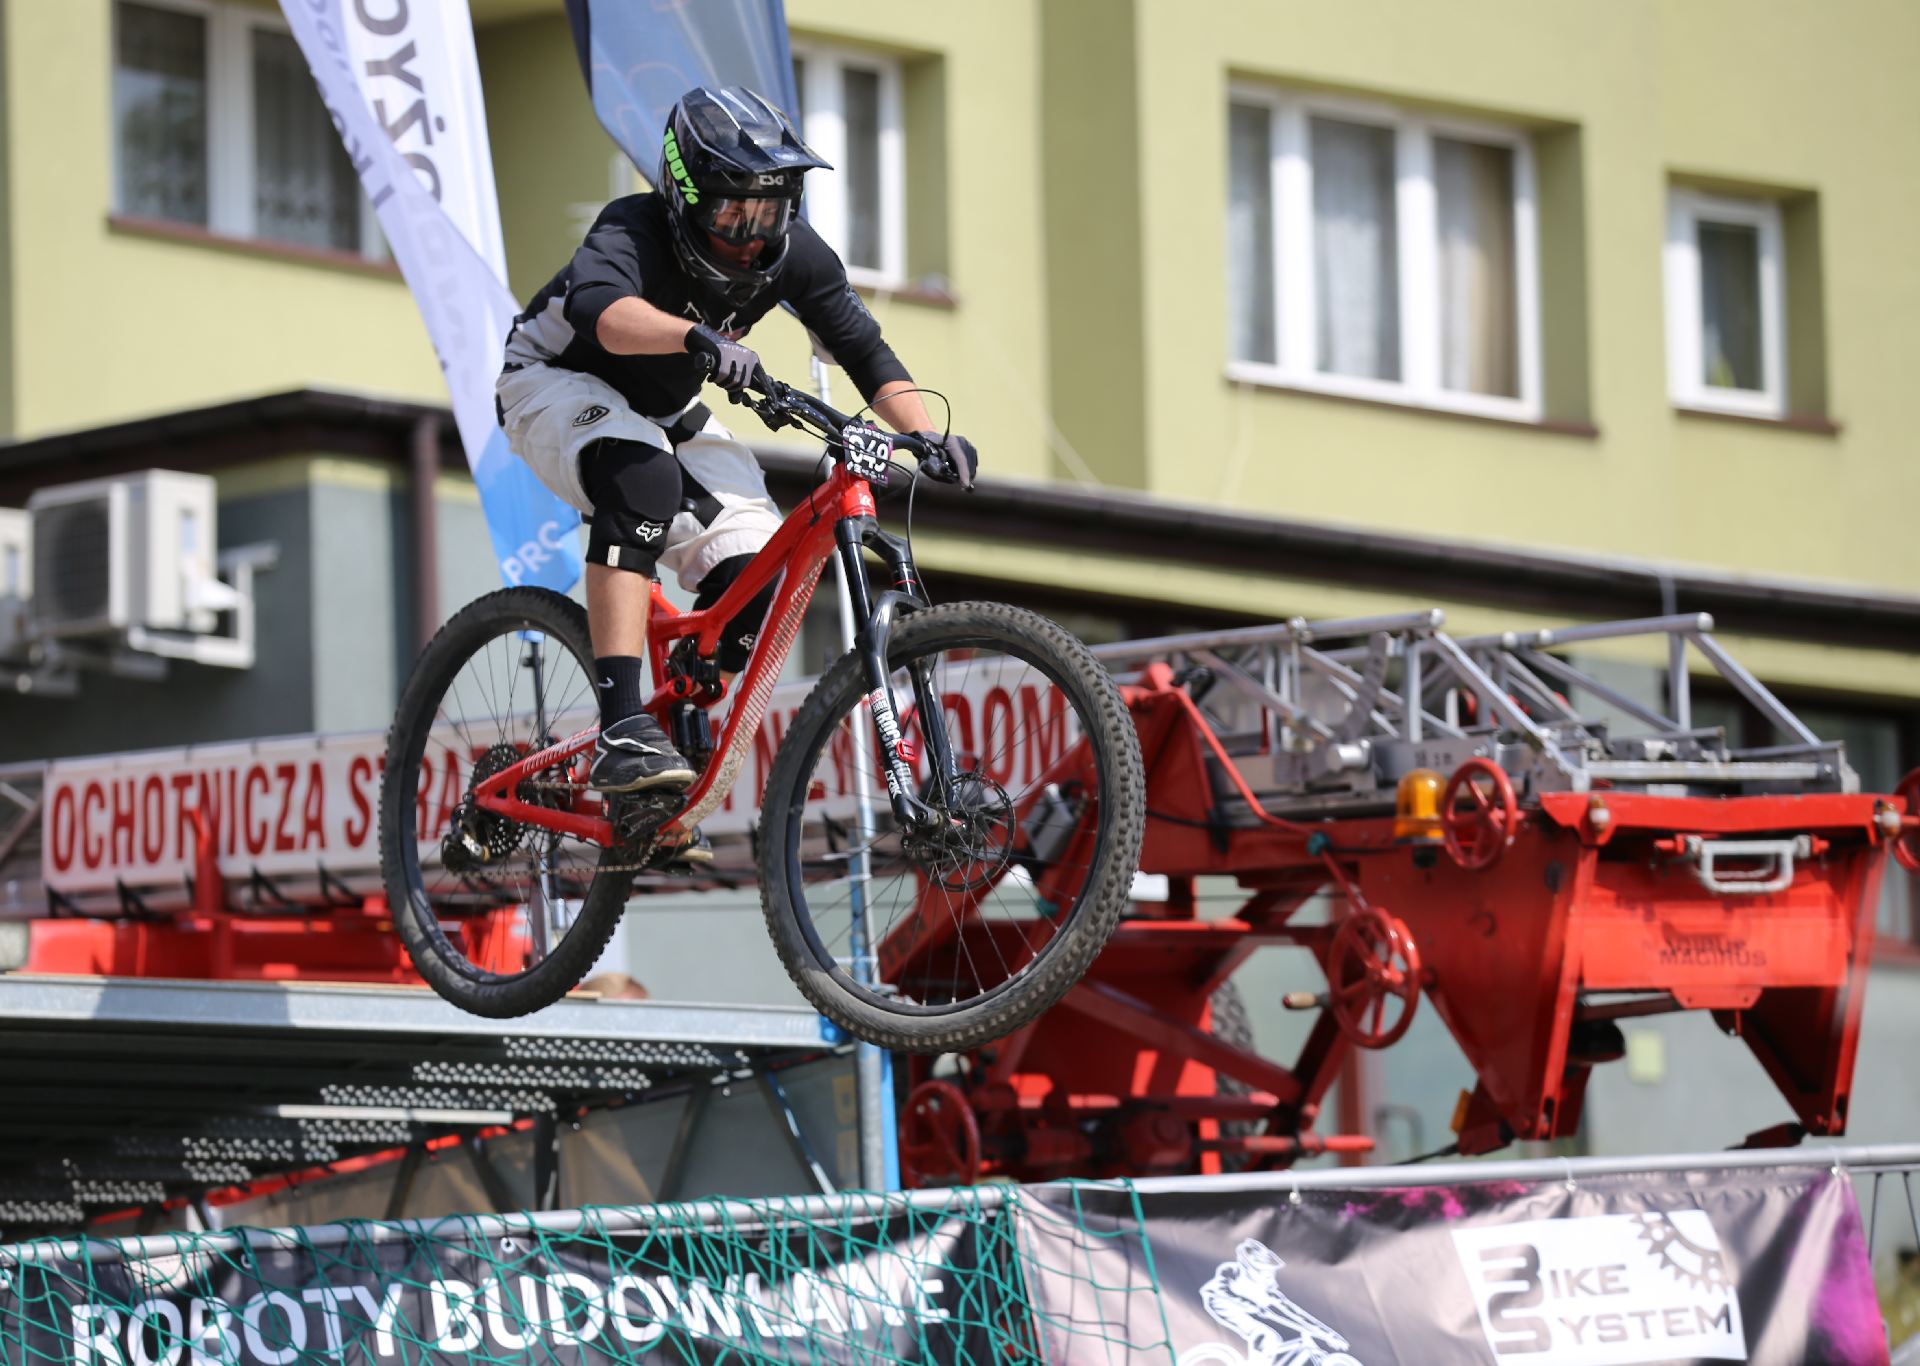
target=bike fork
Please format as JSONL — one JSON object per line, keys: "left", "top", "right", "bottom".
{"left": 835, "top": 518, "right": 956, "bottom": 831}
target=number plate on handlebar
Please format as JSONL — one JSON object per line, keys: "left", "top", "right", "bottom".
{"left": 841, "top": 422, "right": 893, "bottom": 487}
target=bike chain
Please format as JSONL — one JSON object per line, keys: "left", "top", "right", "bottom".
{"left": 462, "top": 777, "right": 682, "bottom": 877}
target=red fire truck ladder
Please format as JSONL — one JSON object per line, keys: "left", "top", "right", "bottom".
{"left": 896, "top": 610, "right": 1910, "bottom": 1185}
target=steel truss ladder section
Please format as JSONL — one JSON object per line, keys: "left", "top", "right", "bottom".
{"left": 1092, "top": 610, "right": 1855, "bottom": 817}
{"left": 0, "top": 975, "right": 840, "bottom": 1233}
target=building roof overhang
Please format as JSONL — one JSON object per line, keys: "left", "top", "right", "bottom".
{"left": 3, "top": 389, "right": 1914, "bottom": 652}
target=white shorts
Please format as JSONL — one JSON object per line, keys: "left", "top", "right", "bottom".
{"left": 494, "top": 363, "right": 783, "bottom": 591}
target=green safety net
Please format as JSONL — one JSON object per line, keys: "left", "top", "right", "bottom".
{"left": 0, "top": 1185, "right": 1174, "bottom": 1365}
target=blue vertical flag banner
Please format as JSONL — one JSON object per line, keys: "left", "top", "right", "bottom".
{"left": 276, "top": 0, "right": 583, "bottom": 595}
{"left": 561, "top": 0, "right": 800, "bottom": 167}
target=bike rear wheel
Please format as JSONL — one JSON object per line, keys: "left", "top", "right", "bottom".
{"left": 380, "top": 587, "right": 633, "bottom": 1018}
{"left": 758, "top": 602, "right": 1145, "bottom": 1052}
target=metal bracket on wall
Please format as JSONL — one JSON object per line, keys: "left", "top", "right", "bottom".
{"left": 123, "top": 542, "right": 279, "bottom": 671}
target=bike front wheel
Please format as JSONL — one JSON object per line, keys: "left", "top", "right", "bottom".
{"left": 758, "top": 602, "right": 1145, "bottom": 1052}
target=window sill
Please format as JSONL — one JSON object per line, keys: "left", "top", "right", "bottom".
{"left": 1674, "top": 405, "right": 1841, "bottom": 437}
{"left": 849, "top": 278, "right": 958, "bottom": 311}
{"left": 1227, "top": 372, "right": 1599, "bottom": 438}
{"left": 107, "top": 215, "right": 401, "bottom": 280}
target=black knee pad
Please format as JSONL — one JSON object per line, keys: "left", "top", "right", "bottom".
{"left": 579, "top": 437, "right": 681, "bottom": 575}
{"left": 695, "top": 553, "right": 779, "bottom": 673}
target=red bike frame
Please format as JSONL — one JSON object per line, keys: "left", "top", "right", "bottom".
{"left": 467, "top": 463, "right": 877, "bottom": 848}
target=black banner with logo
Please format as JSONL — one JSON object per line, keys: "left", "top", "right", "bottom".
{"left": 1023, "top": 1165, "right": 1887, "bottom": 1365}
{"left": 3, "top": 1165, "right": 1890, "bottom": 1364}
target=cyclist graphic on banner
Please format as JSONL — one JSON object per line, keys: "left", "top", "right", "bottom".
{"left": 1181, "top": 1239, "right": 1364, "bottom": 1366}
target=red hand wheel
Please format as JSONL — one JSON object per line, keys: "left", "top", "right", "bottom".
{"left": 1894, "top": 768, "right": 1920, "bottom": 874}
{"left": 1325, "top": 906, "right": 1423, "bottom": 1049}
{"left": 899, "top": 1080, "right": 982, "bottom": 1189}
{"left": 1442, "top": 757, "right": 1519, "bottom": 870}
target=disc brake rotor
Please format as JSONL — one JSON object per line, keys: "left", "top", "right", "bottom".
{"left": 906, "top": 772, "right": 1017, "bottom": 893}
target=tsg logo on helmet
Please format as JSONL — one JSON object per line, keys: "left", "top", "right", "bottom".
{"left": 657, "top": 87, "right": 830, "bottom": 311}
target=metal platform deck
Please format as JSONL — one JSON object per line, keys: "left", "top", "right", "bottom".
{"left": 0, "top": 975, "right": 837, "bottom": 1231}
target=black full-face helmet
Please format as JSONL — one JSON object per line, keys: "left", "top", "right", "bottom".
{"left": 659, "top": 86, "right": 828, "bottom": 311}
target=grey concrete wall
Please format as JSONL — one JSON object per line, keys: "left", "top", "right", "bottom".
{"left": 306, "top": 475, "right": 404, "bottom": 735}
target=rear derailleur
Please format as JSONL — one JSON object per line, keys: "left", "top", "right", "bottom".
{"left": 439, "top": 740, "right": 566, "bottom": 876}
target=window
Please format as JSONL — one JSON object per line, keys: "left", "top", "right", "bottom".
{"left": 789, "top": 44, "right": 905, "bottom": 284}
{"left": 113, "top": 0, "right": 379, "bottom": 258}
{"left": 1227, "top": 89, "right": 1542, "bottom": 421}
{"left": 1664, "top": 189, "right": 1784, "bottom": 416}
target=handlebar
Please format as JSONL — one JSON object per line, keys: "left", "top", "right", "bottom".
{"left": 737, "top": 369, "right": 940, "bottom": 463}
{"left": 687, "top": 353, "right": 945, "bottom": 473}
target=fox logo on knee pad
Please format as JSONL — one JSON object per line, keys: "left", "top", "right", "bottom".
{"left": 635, "top": 521, "right": 666, "bottom": 543}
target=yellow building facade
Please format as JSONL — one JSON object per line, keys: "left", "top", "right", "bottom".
{"left": 0, "top": 0, "right": 1914, "bottom": 706}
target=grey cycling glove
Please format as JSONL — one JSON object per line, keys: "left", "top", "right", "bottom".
{"left": 914, "top": 431, "right": 978, "bottom": 491}
{"left": 685, "top": 324, "right": 761, "bottom": 392}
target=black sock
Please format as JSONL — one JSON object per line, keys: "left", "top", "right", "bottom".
{"left": 595, "top": 656, "right": 649, "bottom": 732}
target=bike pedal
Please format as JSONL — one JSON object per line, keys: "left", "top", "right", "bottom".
{"left": 609, "top": 791, "right": 682, "bottom": 848}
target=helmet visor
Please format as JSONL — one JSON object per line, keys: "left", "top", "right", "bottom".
{"left": 693, "top": 195, "right": 795, "bottom": 247}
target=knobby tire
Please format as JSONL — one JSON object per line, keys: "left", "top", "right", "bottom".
{"left": 379, "top": 587, "right": 631, "bottom": 1019}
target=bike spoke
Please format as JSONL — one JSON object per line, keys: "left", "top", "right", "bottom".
{"left": 782, "top": 634, "right": 1106, "bottom": 1014}
{"left": 401, "top": 619, "right": 604, "bottom": 981}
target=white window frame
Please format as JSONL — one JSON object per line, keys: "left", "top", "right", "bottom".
{"left": 1664, "top": 187, "right": 1785, "bottom": 418}
{"left": 789, "top": 41, "right": 906, "bottom": 288}
{"left": 112, "top": 0, "right": 382, "bottom": 259}
{"left": 1226, "top": 84, "right": 1543, "bottom": 422}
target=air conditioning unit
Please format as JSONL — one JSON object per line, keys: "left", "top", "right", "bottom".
{"left": 0, "top": 509, "right": 29, "bottom": 661}
{"left": 28, "top": 471, "right": 222, "bottom": 640}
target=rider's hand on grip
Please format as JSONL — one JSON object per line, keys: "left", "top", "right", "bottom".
{"left": 913, "top": 431, "right": 978, "bottom": 491}
{"left": 684, "top": 323, "right": 761, "bottom": 392}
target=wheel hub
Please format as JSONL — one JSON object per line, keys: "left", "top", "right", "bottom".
{"left": 904, "top": 773, "right": 1016, "bottom": 892}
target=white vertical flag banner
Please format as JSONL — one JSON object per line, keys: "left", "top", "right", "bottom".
{"left": 277, "top": 0, "right": 583, "bottom": 594}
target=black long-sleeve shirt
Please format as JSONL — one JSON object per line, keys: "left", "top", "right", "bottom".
{"left": 502, "top": 192, "right": 909, "bottom": 418}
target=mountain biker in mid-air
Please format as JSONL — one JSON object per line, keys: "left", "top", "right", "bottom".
{"left": 494, "top": 85, "right": 978, "bottom": 864}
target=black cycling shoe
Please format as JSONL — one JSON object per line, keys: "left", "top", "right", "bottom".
{"left": 664, "top": 828, "right": 714, "bottom": 870}
{"left": 590, "top": 713, "right": 695, "bottom": 793}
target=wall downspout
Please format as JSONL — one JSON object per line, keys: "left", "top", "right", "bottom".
{"left": 409, "top": 414, "right": 441, "bottom": 656}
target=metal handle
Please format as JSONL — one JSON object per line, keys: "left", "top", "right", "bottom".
{"left": 1679, "top": 835, "right": 1808, "bottom": 896}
